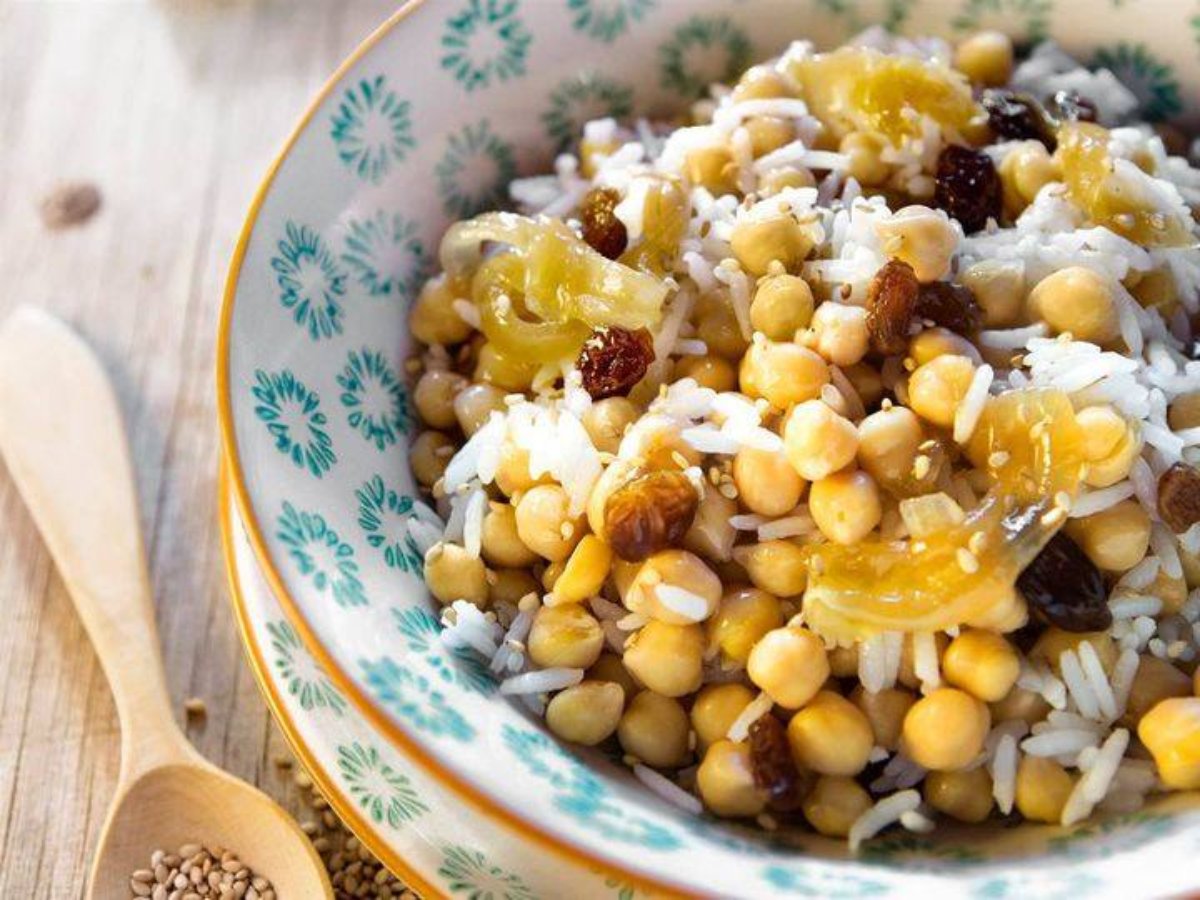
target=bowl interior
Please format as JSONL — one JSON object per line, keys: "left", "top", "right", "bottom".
{"left": 221, "top": 1, "right": 1200, "bottom": 894}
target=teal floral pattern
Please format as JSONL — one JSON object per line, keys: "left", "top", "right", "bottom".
{"left": 658, "top": 15, "right": 752, "bottom": 97}
{"left": 969, "top": 871, "right": 1100, "bottom": 899}
{"left": 336, "top": 741, "right": 427, "bottom": 827}
{"left": 438, "top": 844, "right": 536, "bottom": 900}
{"left": 393, "top": 606, "right": 497, "bottom": 696}
{"left": 952, "top": 0, "right": 1052, "bottom": 42}
{"left": 860, "top": 835, "right": 983, "bottom": 869}
{"left": 252, "top": 369, "right": 335, "bottom": 478}
{"left": 355, "top": 476, "right": 424, "bottom": 574}
{"left": 337, "top": 349, "right": 412, "bottom": 451}
{"left": 276, "top": 502, "right": 367, "bottom": 608}
{"left": 1046, "top": 811, "right": 1175, "bottom": 859}
{"left": 542, "top": 72, "right": 634, "bottom": 152}
{"left": 1091, "top": 43, "right": 1182, "bottom": 121}
{"left": 341, "top": 211, "right": 430, "bottom": 302}
{"left": 266, "top": 619, "right": 346, "bottom": 715}
{"left": 762, "top": 865, "right": 890, "bottom": 897}
{"left": 814, "top": 0, "right": 914, "bottom": 33}
{"left": 566, "top": 0, "right": 655, "bottom": 43}
{"left": 330, "top": 75, "right": 414, "bottom": 183}
{"left": 362, "top": 656, "right": 474, "bottom": 741}
{"left": 441, "top": 0, "right": 532, "bottom": 92}
{"left": 436, "top": 120, "right": 518, "bottom": 218}
{"left": 272, "top": 222, "right": 346, "bottom": 340}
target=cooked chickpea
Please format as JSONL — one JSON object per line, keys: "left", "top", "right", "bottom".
{"left": 618, "top": 690, "right": 692, "bottom": 767}
{"left": 751, "top": 274, "right": 815, "bottom": 341}
{"left": 411, "top": 430, "right": 455, "bottom": 486}
{"left": 999, "top": 141, "right": 1059, "bottom": 215}
{"left": 734, "top": 446, "right": 805, "bottom": 517}
{"left": 410, "top": 274, "right": 473, "bottom": 346}
{"left": 708, "top": 587, "right": 784, "bottom": 666}
{"left": 622, "top": 620, "right": 705, "bottom": 697}
{"left": 515, "top": 484, "right": 583, "bottom": 562}
{"left": 908, "top": 354, "right": 976, "bottom": 428}
{"left": 810, "top": 302, "right": 870, "bottom": 366}
{"left": 747, "top": 626, "right": 830, "bottom": 709}
{"left": 843, "top": 362, "right": 884, "bottom": 408}
{"left": 546, "top": 681, "right": 625, "bottom": 745}
{"left": 627, "top": 550, "right": 722, "bottom": 624}
{"left": 1122, "top": 655, "right": 1192, "bottom": 727}
{"left": 908, "top": 328, "right": 980, "bottom": 367}
{"left": 481, "top": 502, "right": 539, "bottom": 568}
{"left": 691, "top": 683, "right": 756, "bottom": 750}
{"left": 453, "top": 383, "right": 507, "bottom": 436}
{"left": 964, "top": 585, "right": 1029, "bottom": 633}
{"left": 488, "top": 567, "right": 540, "bottom": 607}
{"left": 875, "top": 206, "right": 958, "bottom": 283}
{"left": 740, "top": 340, "right": 829, "bottom": 408}
{"left": 782, "top": 399, "right": 858, "bottom": 481}
{"left": 1015, "top": 757, "right": 1074, "bottom": 823}
{"left": 551, "top": 535, "right": 614, "bottom": 605}
{"left": 413, "top": 369, "right": 467, "bottom": 430}
{"left": 745, "top": 116, "right": 795, "bottom": 157}
{"left": 839, "top": 132, "right": 889, "bottom": 187}
{"left": 732, "top": 66, "right": 792, "bottom": 101}
{"left": 851, "top": 686, "right": 916, "bottom": 752}
{"left": 494, "top": 441, "right": 542, "bottom": 496}
{"left": 674, "top": 355, "right": 737, "bottom": 392}
{"left": 991, "top": 686, "right": 1051, "bottom": 727}
{"left": 697, "top": 740, "right": 768, "bottom": 818}
{"left": 954, "top": 30, "right": 1013, "bottom": 86}
{"left": 697, "top": 301, "right": 750, "bottom": 360}
{"left": 1067, "top": 499, "right": 1151, "bottom": 572}
{"left": 474, "top": 342, "right": 538, "bottom": 392}
{"left": 925, "top": 767, "right": 994, "bottom": 824}
{"left": 684, "top": 145, "right": 737, "bottom": 196}
{"left": 684, "top": 488, "right": 738, "bottom": 562}
{"left": 942, "top": 630, "right": 1020, "bottom": 703}
{"left": 1076, "top": 405, "right": 1141, "bottom": 488}
{"left": 902, "top": 688, "right": 990, "bottom": 771}
{"left": 960, "top": 259, "right": 1025, "bottom": 327}
{"left": 541, "top": 560, "right": 566, "bottom": 592}
{"left": 857, "top": 406, "right": 922, "bottom": 486}
{"left": 1028, "top": 267, "right": 1119, "bottom": 344}
{"left": 786, "top": 690, "right": 874, "bottom": 776}
{"left": 733, "top": 540, "right": 808, "bottom": 596}
{"left": 802, "top": 776, "right": 872, "bottom": 838}
{"left": 527, "top": 604, "right": 604, "bottom": 670}
{"left": 582, "top": 398, "right": 639, "bottom": 454}
{"left": 1030, "top": 629, "right": 1117, "bottom": 677}
{"left": 1169, "top": 392, "right": 1200, "bottom": 432}
{"left": 759, "top": 166, "right": 817, "bottom": 196}
{"left": 731, "top": 215, "right": 812, "bottom": 277}
{"left": 589, "top": 651, "right": 639, "bottom": 699}
{"left": 828, "top": 644, "right": 859, "bottom": 678}
{"left": 809, "top": 469, "right": 882, "bottom": 545}
{"left": 1139, "top": 697, "right": 1200, "bottom": 789}
{"left": 424, "top": 543, "right": 488, "bottom": 607}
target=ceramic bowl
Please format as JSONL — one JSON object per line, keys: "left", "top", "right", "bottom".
{"left": 218, "top": 1, "right": 1200, "bottom": 895}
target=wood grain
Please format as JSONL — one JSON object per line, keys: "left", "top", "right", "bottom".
{"left": 0, "top": 3, "right": 399, "bottom": 896}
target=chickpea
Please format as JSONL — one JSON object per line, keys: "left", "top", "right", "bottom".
{"left": 626, "top": 550, "right": 722, "bottom": 625}
{"left": 1031, "top": 629, "right": 1117, "bottom": 677}
{"left": 552, "top": 535, "right": 614, "bottom": 605}
{"left": 925, "top": 768, "right": 994, "bottom": 824}
{"left": 740, "top": 340, "right": 829, "bottom": 408}
{"left": 697, "top": 301, "right": 750, "bottom": 360}
{"left": 810, "top": 302, "right": 870, "bottom": 367}
{"left": 623, "top": 620, "right": 705, "bottom": 697}
{"left": 589, "top": 651, "right": 639, "bottom": 699}
{"left": 683, "top": 488, "right": 738, "bottom": 562}
{"left": 684, "top": 145, "right": 737, "bottom": 196}
{"left": 582, "top": 398, "right": 639, "bottom": 455}
{"left": 786, "top": 691, "right": 874, "bottom": 776}
{"left": 1169, "top": 392, "right": 1200, "bottom": 432}
{"left": 759, "top": 166, "right": 817, "bottom": 196}
{"left": 528, "top": 604, "right": 604, "bottom": 670}
{"left": 843, "top": 362, "right": 885, "bottom": 409}
{"left": 828, "top": 644, "right": 859, "bottom": 678}
{"left": 610, "top": 557, "right": 641, "bottom": 606}
{"left": 1122, "top": 655, "right": 1191, "bottom": 728}
{"left": 991, "top": 686, "right": 1051, "bottom": 727}
{"left": 902, "top": 688, "right": 991, "bottom": 771}
{"left": 474, "top": 342, "right": 538, "bottom": 392}
{"left": 839, "top": 132, "right": 889, "bottom": 187}
{"left": 942, "top": 630, "right": 1020, "bottom": 703}
{"left": 1076, "top": 406, "right": 1141, "bottom": 488}
{"left": 851, "top": 686, "right": 916, "bottom": 752}
{"left": 1028, "top": 267, "right": 1119, "bottom": 345}
{"left": 857, "top": 406, "right": 922, "bottom": 487}
{"left": 809, "top": 469, "right": 882, "bottom": 545}
{"left": 494, "top": 441, "right": 543, "bottom": 496}
{"left": 708, "top": 587, "right": 784, "bottom": 666}
{"left": 453, "top": 383, "right": 507, "bottom": 436}
{"left": 960, "top": 259, "right": 1025, "bottom": 328}
{"left": 1015, "top": 757, "right": 1074, "bottom": 823}
{"left": 618, "top": 690, "right": 692, "bottom": 767}
{"left": 691, "top": 683, "right": 756, "bottom": 750}
{"left": 424, "top": 543, "right": 489, "bottom": 607}
{"left": 413, "top": 369, "right": 467, "bottom": 430}
{"left": 488, "top": 567, "right": 539, "bottom": 607}
{"left": 410, "top": 274, "right": 473, "bottom": 346}
{"left": 908, "top": 355, "right": 976, "bottom": 428}
{"left": 747, "top": 626, "right": 829, "bottom": 709}
{"left": 1139, "top": 697, "right": 1200, "bottom": 789}
{"left": 541, "top": 560, "right": 566, "bottom": 592}
{"left": 954, "top": 30, "right": 1013, "bottom": 87}
{"left": 908, "top": 328, "right": 980, "bottom": 367}
{"left": 697, "top": 740, "right": 768, "bottom": 818}
{"left": 802, "top": 776, "right": 872, "bottom": 838}
{"left": 411, "top": 430, "right": 455, "bottom": 487}
{"left": 782, "top": 399, "right": 858, "bottom": 481}
{"left": 751, "top": 274, "right": 815, "bottom": 341}
{"left": 515, "top": 484, "right": 583, "bottom": 562}
{"left": 1067, "top": 499, "right": 1151, "bottom": 572}
{"left": 730, "top": 220, "right": 812, "bottom": 278}
{"left": 745, "top": 116, "right": 795, "bottom": 158}
{"left": 999, "top": 141, "right": 1059, "bottom": 215}
{"left": 481, "top": 502, "right": 539, "bottom": 568}
{"left": 732, "top": 66, "right": 791, "bottom": 101}
{"left": 1129, "top": 267, "right": 1178, "bottom": 316}
{"left": 674, "top": 355, "right": 737, "bottom": 392}
{"left": 734, "top": 446, "right": 805, "bottom": 517}
{"left": 733, "top": 540, "right": 808, "bottom": 596}
{"left": 875, "top": 206, "right": 958, "bottom": 283}
{"left": 964, "top": 585, "right": 1029, "bottom": 633}
{"left": 546, "top": 681, "right": 625, "bottom": 745}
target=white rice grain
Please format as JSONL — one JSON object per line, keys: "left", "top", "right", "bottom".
{"left": 1078, "top": 640, "right": 1118, "bottom": 722}
{"left": 912, "top": 632, "right": 941, "bottom": 693}
{"left": 656, "top": 585, "right": 711, "bottom": 623}
{"left": 1069, "top": 482, "right": 1136, "bottom": 518}
{"left": 1021, "top": 729, "right": 1099, "bottom": 758}
{"left": 1059, "top": 649, "right": 1101, "bottom": 721}
{"left": 633, "top": 764, "right": 703, "bottom": 815}
{"left": 727, "top": 691, "right": 775, "bottom": 742}
{"left": 849, "top": 790, "right": 921, "bottom": 852}
{"left": 1111, "top": 647, "right": 1141, "bottom": 719}
{"left": 499, "top": 668, "right": 583, "bottom": 696}
{"left": 953, "top": 364, "right": 993, "bottom": 444}
{"left": 990, "top": 733, "right": 1019, "bottom": 815}
{"left": 462, "top": 488, "right": 487, "bottom": 559}
{"left": 1061, "top": 728, "right": 1130, "bottom": 825}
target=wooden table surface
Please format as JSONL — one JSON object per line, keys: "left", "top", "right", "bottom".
{"left": 0, "top": 2, "right": 404, "bottom": 895}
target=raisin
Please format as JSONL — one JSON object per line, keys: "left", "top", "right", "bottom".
{"left": 867, "top": 258, "right": 920, "bottom": 355}
{"left": 1158, "top": 462, "right": 1200, "bottom": 533}
{"left": 1047, "top": 90, "right": 1098, "bottom": 124}
{"left": 934, "top": 145, "right": 1002, "bottom": 234}
{"left": 748, "top": 714, "right": 808, "bottom": 812}
{"left": 580, "top": 187, "right": 628, "bottom": 260}
{"left": 577, "top": 326, "right": 655, "bottom": 400}
{"left": 916, "top": 282, "right": 983, "bottom": 335}
{"left": 1017, "top": 531, "right": 1112, "bottom": 632}
{"left": 980, "top": 89, "right": 1057, "bottom": 150}
{"left": 604, "top": 469, "right": 698, "bottom": 562}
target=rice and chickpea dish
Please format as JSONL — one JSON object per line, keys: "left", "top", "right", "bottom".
{"left": 402, "top": 26, "right": 1200, "bottom": 849}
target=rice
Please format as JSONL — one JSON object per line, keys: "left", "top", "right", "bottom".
{"left": 758, "top": 513, "right": 817, "bottom": 541}
{"left": 633, "top": 764, "right": 703, "bottom": 815}
{"left": 656, "top": 585, "right": 712, "bottom": 623}
{"left": 1069, "top": 482, "right": 1136, "bottom": 518}
{"left": 990, "top": 733, "right": 1019, "bottom": 814}
{"left": 462, "top": 488, "right": 487, "bottom": 558}
{"left": 1111, "top": 648, "right": 1141, "bottom": 719}
{"left": 440, "top": 600, "right": 502, "bottom": 659}
{"left": 1077, "top": 641, "right": 1118, "bottom": 722}
{"left": 499, "top": 668, "right": 584, "bottom": 696}
{"left": 727, "top": 691, "right": 775, "bottom": 742}
{"left": 1061, "top": 729, "right": 1131, "bottom": 825}
{"left": 1021, "top": 729, "right": 1099, "bottom": 759}
{"left": 848, "top": 790, "right": 920, "bottom": 852}
{"left": 952, "top": 364, "right": 993, "bottom": 444}
{"left": 869, "top": 753, "right": 925, "bottom": 793}
{"left": 1059, "top": 649, "right": 1101, "bottom": 721}
{"left": 912, "top": 632, "right": 941, "bottom": 693}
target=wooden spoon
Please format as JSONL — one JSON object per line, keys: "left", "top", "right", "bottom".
{"left": 0, "top": 307, "right": 333, "bottom": 900}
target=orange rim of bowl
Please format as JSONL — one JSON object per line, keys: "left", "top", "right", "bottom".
{"left": 214, "top": 3, "right": 694, "bottom": 896}
{"left": 219, "top": 462, "right": 447, "bottom": 900}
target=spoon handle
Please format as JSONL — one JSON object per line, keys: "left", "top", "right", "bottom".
{"left": 0, "top": 307, "right": 190, "bottom": 778}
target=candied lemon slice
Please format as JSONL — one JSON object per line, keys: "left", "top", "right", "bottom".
{"left": 619, "top": 178, "right": 689, "bottom": 277}
{"left": 473, "top": 254, "right": 591, "bottom": 363}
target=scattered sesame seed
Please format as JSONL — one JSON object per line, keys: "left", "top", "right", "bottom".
{"left": 956, "top": 547, "right": 980, "bottom": 573}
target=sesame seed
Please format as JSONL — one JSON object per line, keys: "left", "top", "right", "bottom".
{"left": 913, "top": 455, "right": 932, "bottom": 480}
{"left": 956, "top": 547, "right": 980, "bottom": 573}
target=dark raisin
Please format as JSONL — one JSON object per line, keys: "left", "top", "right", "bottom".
{"left": 1158, "top": 462, "right": 1200, "bottom": 533}
{"left": 604, "top": 469, "right": 698, "bottom": 562}
{"left": 916, "top": 282, "right": 983, "bottom": 335}
{"left": 748, "top": 714, "right": 808, "bottom": 812}
{"left": 934, "top": 145, "right": 1002, "bottom": 234}
{"left": 980, "top": 89, "right": 1057, "bottom": 150}
{"left": 580, "top": 187, "right": 628, "bottom": 260}
{"left": 866, "top": 258, "right": 920, "bottom": 355}
{"left": 577, "top": 326, "right": 654, "bottom": 400}
{"left": 1017, "top": 531, "right": 1112, "bottom": 632}
{"left": 1047, "top": 90, "right": 1098, "bottom": 124}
